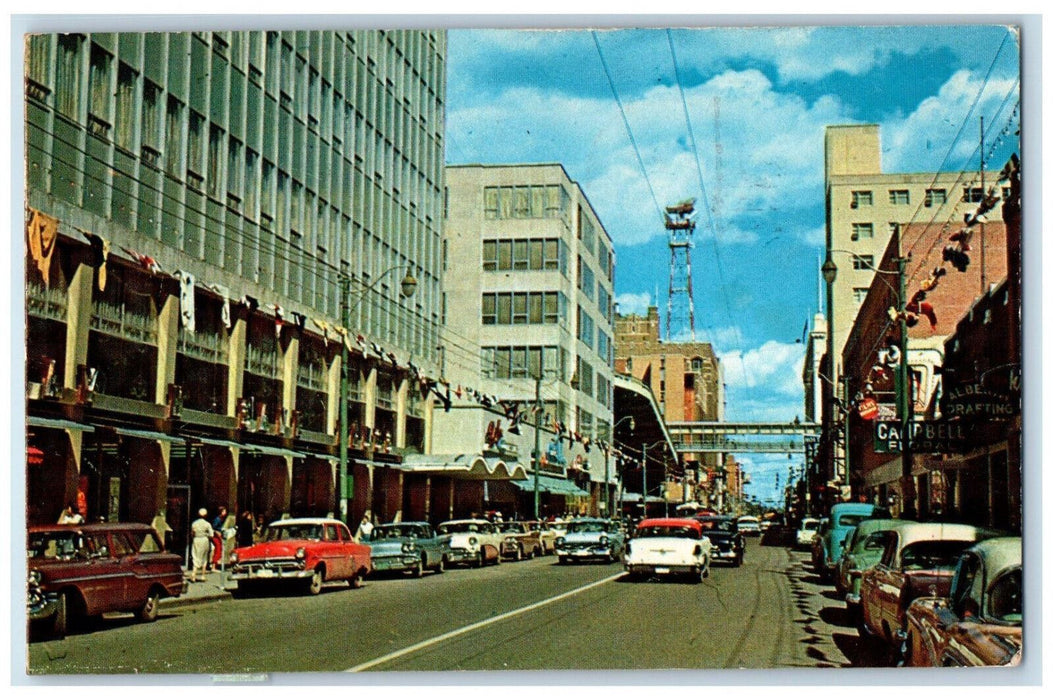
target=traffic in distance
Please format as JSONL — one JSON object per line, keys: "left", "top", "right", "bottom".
{"left": 27, "top": 505, "right": 1021, "bottom": 668}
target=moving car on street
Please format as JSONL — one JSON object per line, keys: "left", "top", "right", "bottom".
{"left": 437, "top": 519, "right": 503, "bottom": 567}
{"left": 554, "top": 517, "right": 625, "bottom": 564}
{"left": 736, "top": 515, "right": 761, "bottom": 537}
{"left": 523, "top": 520, "right": 560, "bottom": 554}
{"left": 624, "top": 518, "right": 711, "bottom": 582}
{"left": 367, "top": 521, "right": 449, "bottom": 577}
{"left": 811, "top": 518, "right": 830, "bottom": 569}
{"left": 858, "top": 522, "right": 1000, "bottom": 651}
{"left": 497, "top": 521, "right": 544, "bottom": 560}
{"left": 229, "top": 517, "right": 371, "bottom": 595}
{"left": 903, "top": 536, "right": 1021, "bottom": 667}
{"left": 697, "top": 515, "right": 744, "bottom": 567}
{"left": 796, "top": 517, "right": 821, "bottom": 549}
{"left": 28, "top": 523, "right": 187, "bottom": 637}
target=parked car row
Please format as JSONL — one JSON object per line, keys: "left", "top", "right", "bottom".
{"left": 800, "top": 506, "right": 1021, "bottom": 667}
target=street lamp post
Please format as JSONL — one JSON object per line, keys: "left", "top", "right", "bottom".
{"left": 822, "top": 255, "right": 837, "bottom": 510}
{"left": 337, "top": 266, "right": 417, "bottom": 525}
{"left": 825, "top": 245, "right": 912, "bottom": 516}
{"left": 610, "top": 416, "right": 635, "bottom": 518}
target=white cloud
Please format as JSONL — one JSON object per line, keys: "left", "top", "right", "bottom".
{"left": 721, "top": 340, "right": 806, "bottom": 397}
{"left": 614, "top": 292, "right": 652, "bottom": 316}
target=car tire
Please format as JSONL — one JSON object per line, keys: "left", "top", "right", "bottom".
{"left": 474, "top": 551, "right": 484, "bottom": 568}
{"left": 136, "top": 589, "right": 161, "bottom": 622}
{"left": 513, "top": 545, "right": 523, "bottom": 561}
{"left": 558, "top": 555, "right": 568, "bottom": 565}
{"left": 412, "top": 559, "right": 424, "bottom": 578}
{"left": 350, "top": 569, "right": 365, "bottom": 589}
{"left": 306, "top": 568, "right": 324, "bottom": 595}
{"left": 434, "top": 556, "right": 446, "bottom": 574}
{"left": 52, "top": 591, "right": 70, "bottom": 637}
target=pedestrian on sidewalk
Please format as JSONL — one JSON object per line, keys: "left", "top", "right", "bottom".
{"left": 355, "top": 511, "right": 374, "bottom": 543}
{"left": 58, "top": 502, "right": 84, "bottom": 525}
{"left": 190, "top": 508, "right": 213, "bottom": 582}
{"left": 237, "top": 509, "right": 255, "bottom": 549}
{"left": 210, "top": 506, "right": 228, "bottom": 570}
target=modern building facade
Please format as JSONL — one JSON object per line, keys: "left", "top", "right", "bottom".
{"left": 437, "top": 163, "right": 617, "bottom": 518}
{"left": 24, "top": 30, "right": 447, "bottom": 554}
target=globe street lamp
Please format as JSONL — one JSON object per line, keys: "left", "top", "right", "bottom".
{"left": 337, "top": 266, "right": 417, "bottom": 524}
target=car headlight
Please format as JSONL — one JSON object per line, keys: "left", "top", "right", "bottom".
{"left": 555, "top": 537, "right": 565, "bottom": 547}
{"left": 402, "top": 542, "right": 417, "bottom": 553}
{"left": 599, "top": 535, "right": 609, "bottom": 546}
{"left": 468, "top": 536, "right": 478, "bottom": 546}
{"left": 229, "top": 552, "right": 239, "bottom": 563}
{"left": 295, "top": 547, "right": 306, "bottom": 560}
{"left": 28, "top": 569, "right": 42, "bottom": 586}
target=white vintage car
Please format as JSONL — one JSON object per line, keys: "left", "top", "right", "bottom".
{"left": 624, "top": 518, "right": 711, "bottom": 583}
{"left": 437, "top": 519, "right": 502, "bottom": 567}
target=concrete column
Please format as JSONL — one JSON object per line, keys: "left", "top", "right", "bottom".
{"left": 155, "top": 292, "right": 180, "bottom": 404}
{"left": 364, "top": 365, "right": 377, "bottom": 430}
{"left": 326, "top": 351, "right": 341, "bottom": 435}
{"left": 281, "top": 332, "right": 300, "bottom": 429}
{"left": 226, "top": 315, "right": 247, "bottom": 417}
{"left": 282, "top": 455, "right": 294, "bottom": 517}
{"left": 423, "top": 395, "right": 435, "bottom": 454}
{"left": 63, "top": 262, "right": 94, "bottom": 389}
{"left": 395, "top": 376, "right": 408, "bottom": 448}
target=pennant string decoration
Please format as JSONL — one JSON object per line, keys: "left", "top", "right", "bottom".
{"left": 27, "top": 209, "right": 60, "bottom": 286}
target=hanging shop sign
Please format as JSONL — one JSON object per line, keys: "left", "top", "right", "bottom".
{"left": 857, "top": 397, "right": 879, "bottom": 421}
{"left": 940, "top": 382, "right": 1020, "bottom": 420}
{"left": 874, "top": 420, "right": 969, "bottom": 455}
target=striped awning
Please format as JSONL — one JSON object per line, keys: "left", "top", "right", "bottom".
{"left": 513, "top": 475, "right": 589, "bottom": 497}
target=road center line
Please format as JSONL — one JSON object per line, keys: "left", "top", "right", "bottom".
{"left": 346, "top": 572, "right": 624, "bottom": 672}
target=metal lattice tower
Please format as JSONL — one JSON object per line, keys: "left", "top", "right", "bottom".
{"left": 665, "top": 199, "right": 697, "bottom": 341}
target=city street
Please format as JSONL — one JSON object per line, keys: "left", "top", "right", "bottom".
{"left": 26, "top": 540, "right": 891, "bottom": 675}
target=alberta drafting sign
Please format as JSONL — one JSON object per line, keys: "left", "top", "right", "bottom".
{"left": 940, "top": 381, "right": 1019, "bottom": 419}
{"left": 874, "top": 421, "right": 968, "bottom": 454}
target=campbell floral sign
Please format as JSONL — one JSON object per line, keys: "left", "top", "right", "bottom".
{"left": 874, "top": 420, "right": 969, "bottom": 454}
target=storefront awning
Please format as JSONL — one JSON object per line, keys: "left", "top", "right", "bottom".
{"left": 194, "top": 437, "right": 305, "bottom": 459}
{"left": 27, "top": 416, "right": 95, "bottom": 432}
{"left": 398, "top": 453, "right": 527, "bottom": 480}
{"left": 513, "top": 475, "right": 589, "bottom": 497}
{"left": 116, "top": 427, "right": 184, "bottom": 443}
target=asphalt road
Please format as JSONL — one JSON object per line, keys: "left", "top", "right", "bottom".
{"left": 25, "top": 540, "right": 893, "bottom": 675}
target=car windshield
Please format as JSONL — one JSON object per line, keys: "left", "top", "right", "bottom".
{"left": 635, "top": 525, "right": 700, "bottom": 540}
{"left": 497, "top": 523, "right": 523, "bottom": 533}
{"left": 438, "top": 522, "right": 480, "bottom": 534}
{"left": 802, "top": 521, "right": 819, "bottom": 531}
{"left": 699, "top": 518, "right": 735, "bottom": 532}
{"left": 987, "top": 568, "right": 1022, "bottom": 623}
{"left": 265, "top": 524, "right": 323, "bottom": 542}
{"left": 838, "top": 513, "right": 868, "bottom": 527}
{"left": 28, "top": 531, "right": 86, "bottom": 559}
{"left": 900, "top": 540, "right": 974, "bottom": 571}
{"left": 567, "top": 521, "right": 606, "bottom": 534}
{"left": 372, "top": 525, "right": 425, "bottom": 540}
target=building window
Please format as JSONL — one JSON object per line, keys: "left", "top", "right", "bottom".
{"left": 88, "top": 44, "right": 112, "bottom": 125}
{"left": 851, "top": 190, "right": 873, "bottom": 208}
{"left": 483, "top": 184, "right": 568, "bottom": 220}
{"left": 961, "top": 187, "right": 985, "bottom": 203}
{"left": 482, "top": 292, "right": 563, "bottom": 326}
{"left": 889, "top": 189, "right": 910, "bottom": 205}
{"left": 924, "top": 188, "right": 947, "bottom": 207}
{"left": 55, "top": 34, "right": 84, "bottom": 118}
{"left": 482, "top": 237, "right": 562, "bottom": 272}
{"left": 853, "top": 287, "right": 869, "bottom": 304}
{"left": 852, "top": 254, "right": 874, "bottom": 270}
{"left": 114, "top": 63, "right": 137, "bottom": 150}
{"left": 851, "top": 223, "right": 874, "bottom": 241}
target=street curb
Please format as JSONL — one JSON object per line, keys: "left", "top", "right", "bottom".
{"left": 159, "top": 584, "right": 236, "bottom": 610}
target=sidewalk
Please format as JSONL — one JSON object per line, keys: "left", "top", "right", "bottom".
{"left": 160, "top": 567, "right": 237, "bottom": 610}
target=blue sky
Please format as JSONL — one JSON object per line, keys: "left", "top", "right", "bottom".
{"left": 444, "top": 24, "right": 1021, "bottom": 504}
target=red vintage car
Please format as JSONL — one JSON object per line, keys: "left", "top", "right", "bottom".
{"left": 28, "top": 523, "right": 187, "bottom": 637}
{"left": 903, "top": 536, "right": 1021, "bottom": 667}
{"left": 858, "top": 522, "right": 999, "bottom": 652}
{"left": 229, "top": 517, "right": 371, "bottom": 595}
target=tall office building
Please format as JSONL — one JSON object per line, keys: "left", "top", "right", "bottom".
{"left": 435, "top": 163, "right": 617, "bottom": 516}
{"left": 824, "top": 124, "right": 1002, "bottom": 378}
{"left": 24, "top": 30, "right": 446, "bottom": 537}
